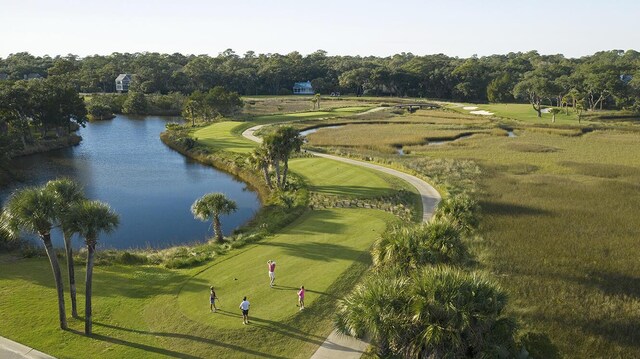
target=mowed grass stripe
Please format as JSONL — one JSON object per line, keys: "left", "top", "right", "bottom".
{"left": 177, "top": 208, "right": 392, "bottom": 327}
{"left": 193, "top": 121, "right": 257, "bottom": 153}
{"left": 289, "top": 157, "right": 396, "bottom": 198}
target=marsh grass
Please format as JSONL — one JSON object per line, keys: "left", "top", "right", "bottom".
{"left": 303, "top": 105, "right": 640, "bottom": 357}
{"left": 307, "top": 123, "right": 489, "bottom": 151}
{"left": 403, "top": 129, "right": 640, "bottom": 358}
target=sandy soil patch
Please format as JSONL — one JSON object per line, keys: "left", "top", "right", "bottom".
{"left": 463, "top": 106, "right": 479, "bottom": 110}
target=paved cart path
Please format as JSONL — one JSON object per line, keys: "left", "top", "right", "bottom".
{"left": 242, "top": 124, "right": 441, "bottom": 358}
{"left": 0, "top": 336, "right": 56, "bottom": 359}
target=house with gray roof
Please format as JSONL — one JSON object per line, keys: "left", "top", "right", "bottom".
{"left": 293, "top": 81, "right": 314, "bottom": 95}
{"left": 115, "top": 73, "right": 133, "bottom": 92}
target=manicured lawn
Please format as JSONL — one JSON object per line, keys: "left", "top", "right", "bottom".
{"left": 451, "top": 102, "right": 586, "bottom": 125}
{"left": 0, "top": 208, "right": 394, "bottom": 358}
{"left": 178, "top": 208, "right": 392, "bottom": 327}
{"left": 253, "top": 111, "right": 337, "bottom": 124}
{"left": 193, "top": 121, "right": 257, "bottom": 153}
{"left": 289, "top": 157, "right": 396, "bottom": 198}
{"left": 331, "top": 106, "right": 372, "bottom": 113}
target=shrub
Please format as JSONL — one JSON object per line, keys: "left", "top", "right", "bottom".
{"left": 87, "top": 102, "right": 114, "bottom": 120}
{"left": 118, "top": 252, "right": 148, "bottom": 265}
{"left": 372, "top": 218, "right": 468, "bottom": 272}
{"left": 122, "top": 91, "right": 148, "bottom": 114}
{"left": 435, "top": 193, "right": 480, "bottom": 234}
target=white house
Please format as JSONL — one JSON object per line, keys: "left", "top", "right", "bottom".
{"left": 293, "top": 81, "right": 314, "bottom": 95}
{"left": 115, "top": 73, "right": 133, "bottom": 92}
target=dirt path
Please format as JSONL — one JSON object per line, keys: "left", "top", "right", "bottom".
{"left": 241, "top": 123, "right": 441, "bottom": 358}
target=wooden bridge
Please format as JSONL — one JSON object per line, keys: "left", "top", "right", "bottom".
{"left": 394, "top": 103, "right": 440, "bottom": 112}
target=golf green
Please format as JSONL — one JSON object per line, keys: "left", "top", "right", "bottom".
{"left": 177, "top": 208, "right": 393, "bottom": 327}
{"left": 289, "top": 157, "right": 396, "bottom": 198}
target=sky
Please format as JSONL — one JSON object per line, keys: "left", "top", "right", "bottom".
{"left": 1, "top": 0, "right": 639, "bottom": 59}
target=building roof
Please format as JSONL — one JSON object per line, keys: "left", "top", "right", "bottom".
{"left": 293, "top": 81, "right": 313, "bottom": 89}
{"left": 116, "top": 73, "right": 132, "bottom": 81}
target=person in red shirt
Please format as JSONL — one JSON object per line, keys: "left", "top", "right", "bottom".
{"left": 297, "top": 286, "right": 305, "bottom": 310}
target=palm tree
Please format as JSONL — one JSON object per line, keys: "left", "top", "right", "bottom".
{"left": 247, "top": 147, "right": 272, "bottom": 189}
{"left": 408, "top": 266, "right": 517, "bottom": 358}
{"left": 334, "top": 271, "right": 412, "bottom": 357}
{"left": 191, "top": 193, "right": 237, "bottom": 243}
{"left": 1, "top": 187, "right": 68, "bottom": 329}
{"left": 263, "top": 127, "right": 303, "bottom": 189}
{"left": 46, "top": 178, "right": 86, "bottom": 318}
{"left": 277, "top": 127, "right": 303, "bottom": 189}
{"left": 68, "top": 200, "right": 119, "bottom": 335}
{"left": 263, "top": 134, "right": 282, "bottom": 188}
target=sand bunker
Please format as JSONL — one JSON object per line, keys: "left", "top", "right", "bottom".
{"left": 470, "top": 110, "right": 494, "bottom": 116}
{"left": 463, "top": 106, "right": 478, "bottom": 110}
{"left": 541, "top": 108, "right": 550, "bottom": 113}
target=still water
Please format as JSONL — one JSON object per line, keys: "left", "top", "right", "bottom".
{"left": 1, "top": 115, "right": 261, "bottom": 249}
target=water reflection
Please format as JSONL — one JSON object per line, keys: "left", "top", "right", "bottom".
{"left": 2, "top": 115, "right": 260, "bottom": 250}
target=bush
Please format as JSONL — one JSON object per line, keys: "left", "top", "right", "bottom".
{"left": 435, "top": 193, "right": 480, "bottom": 234}
{"left": 336, "top": 267, "right": 519, "bottom": 358}
{"left": 372, "top": 218, "right": 468, "bottom": 272}
{"left": 122, "top": 91, "right": 148, "bottom": 114}
{"left": 87, "top": 102, "right": 114, "bottom": 120}
{"left": 118, "top": 252, "right": 148, "bottom": 265}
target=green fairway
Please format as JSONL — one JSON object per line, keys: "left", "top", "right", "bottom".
{"left": 452, "top": 103, "right": 584, "bottom": 125}
{"left": 178, "top": 208, "right": 392, "bottom": 327}
{"left": 253, "top": 111, "right": 335, "bottom": 124}
{"left": 331, "top": 106, "right": 372, "bottom": 113}
{"left": 0, "top": 209, "right": 393, "bottom": 358}
{"left": 289, "top": 157, "right": 396, "bottom": 197}
{"left": 193, "top": 121, "right": 257, "bottom": 153}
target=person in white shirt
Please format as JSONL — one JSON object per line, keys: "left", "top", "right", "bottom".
{"left": 239, "top": 296, "right": 250, "bottom": 324}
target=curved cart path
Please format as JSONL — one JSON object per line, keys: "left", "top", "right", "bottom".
{"left": 0, "top": 336, "right": 56, "bottom": 359}
{"left": 242, "top": 124, "right": 441, "bottom": 358}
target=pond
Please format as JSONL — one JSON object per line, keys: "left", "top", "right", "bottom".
{"left": 1, "top": 115, "right": 261, "bottom": 250}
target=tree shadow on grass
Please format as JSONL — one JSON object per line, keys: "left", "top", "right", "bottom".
{"left": 271, "top": 285, "right": 331, "bottom": 297}
{"left": 249, "top": 316, "right": 326, "bottom": 344}
{"left": 68, "top": 328, "right": 200, "bottom": 359}
{"left": 256, "top": 241, "right": 367, "bottom": 263}
{"left": 309, "top": 185, "right": 393, "bottom": 198}
{"left": 569, "top": 270, "right": 640, "bottom": 300}
{"left": 89, "top": 322, "right": 288, "bottom": 359}
{"left": 0, "top": 260, "right": 208, "bottom": 298}
{"left": 282, "top": 209, "right": 348, "bottom": 235}
{"left": 480, "top": 201, "right": 551, "bottom": 217}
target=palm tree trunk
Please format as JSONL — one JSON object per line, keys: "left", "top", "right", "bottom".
{"left": 85, "top": 242, "right": 96, "bottom": 335}
{"left": 273, "top": 160, "right": 281, "bottom": 188}
{"left": 213, "top": 215, "right": 223, "bottom": 243}
{"left": 282, "top": 158, "right": 289, "bottom": 189}
{"left": 42, "top": 233, "right": 67, "bottom": 330}
{"left": 63, "top": 232, "right": 78, "bottom": 318}
{"left": 261, "top": 164, "right": 272, "bottom": 189}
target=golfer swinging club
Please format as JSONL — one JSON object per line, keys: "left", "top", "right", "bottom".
{"left": 267, "top": 260, "right": 276, "bottom": 287}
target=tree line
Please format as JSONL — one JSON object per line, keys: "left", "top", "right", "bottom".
{"left": 1, "top": 49, "right": 639, "bottom": 111}
{"left": 0, "top": 77, "right": 87, "bottom": 162}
